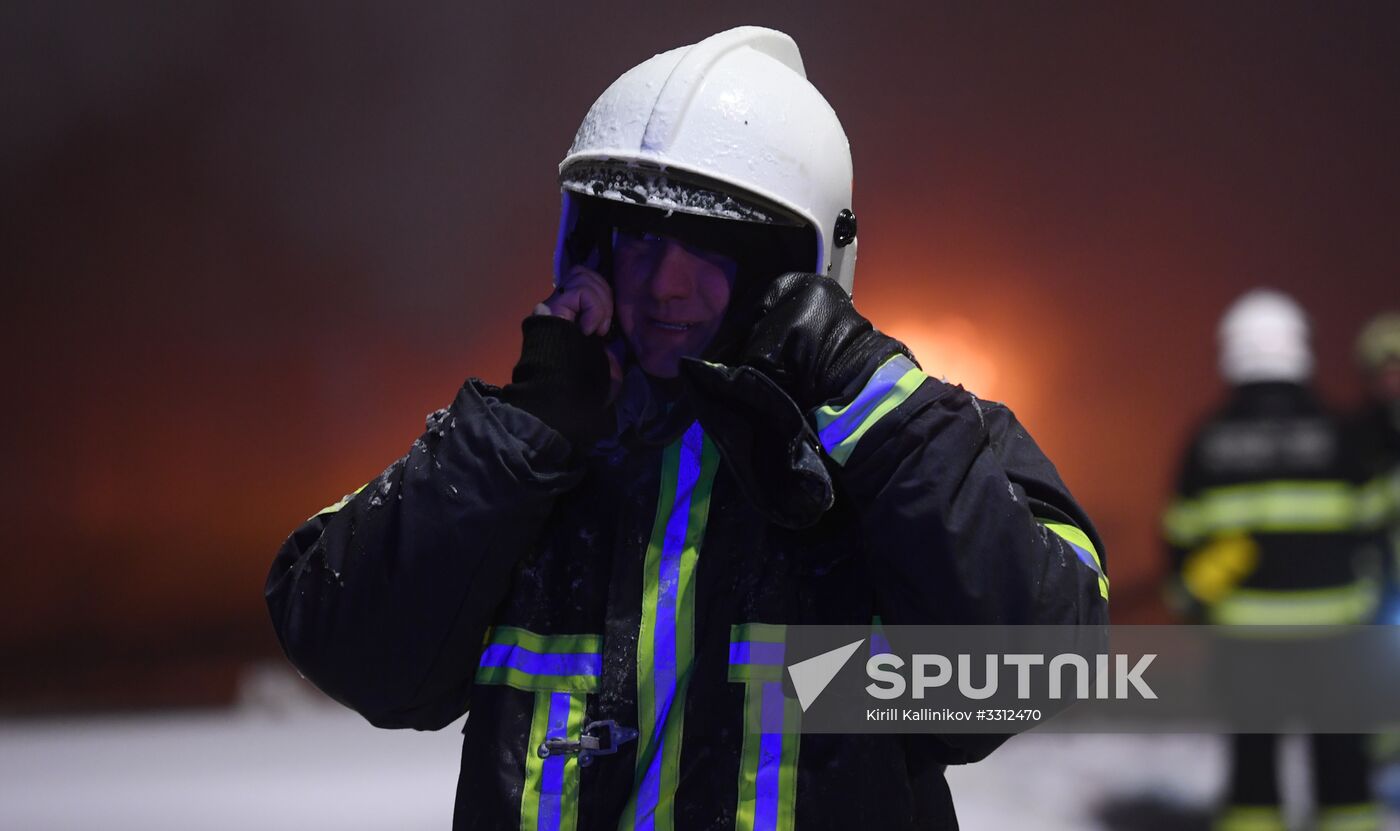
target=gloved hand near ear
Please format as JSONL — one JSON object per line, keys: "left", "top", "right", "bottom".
{"left": 678, "top": 272, "right": 917, "bottom": 528}
{"left": 719, "top": 272, "right": 915, "bottom": 413}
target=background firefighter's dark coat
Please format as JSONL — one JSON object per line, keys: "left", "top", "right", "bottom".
{"left": 267, "top": 366, "right": 1108, "bottom": 830}
{"left": 1163, "top": 381, "right": 1382, "bottom": 624}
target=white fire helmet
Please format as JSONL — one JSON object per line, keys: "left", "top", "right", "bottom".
{"left": 1217, "top": 289, "right": 1314, "bottom": 384}
{"left": 554, "top": 26, "right": 858, "bottom": 293}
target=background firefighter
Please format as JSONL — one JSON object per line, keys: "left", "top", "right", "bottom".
{"left": 266, "top": 27, "right": 1109, "bottom": 831}
{"left": 1162, "top": 289, "right": 1384, "bottom": 831}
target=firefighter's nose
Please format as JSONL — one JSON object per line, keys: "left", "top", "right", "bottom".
{"left": 647, "top": 241, "right": 698, "bottom": 302}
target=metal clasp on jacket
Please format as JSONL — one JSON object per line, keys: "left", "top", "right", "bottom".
{"left": 537, "top": 719, "right": 639, "bottom": 767}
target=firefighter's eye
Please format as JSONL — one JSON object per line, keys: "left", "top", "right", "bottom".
{"left": 614, "top": 228, "right": 735, "bottom": 273}
{"left": 614, "top": 227, "right": 664, "bottom": 245}
{"left": 614, "top": 230, "right": 663, "bottom": 260}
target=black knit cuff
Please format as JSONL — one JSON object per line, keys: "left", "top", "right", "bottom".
{"left": 498, "top": 315, "right": 611, "bottom": 443}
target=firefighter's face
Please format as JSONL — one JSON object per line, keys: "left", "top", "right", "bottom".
{"left": 612, "top": 231, "right": 737, "bottom": 378}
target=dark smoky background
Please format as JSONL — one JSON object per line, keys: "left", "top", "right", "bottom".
{"left": 2, "top": 1, "right": 1397, "bottom": 712}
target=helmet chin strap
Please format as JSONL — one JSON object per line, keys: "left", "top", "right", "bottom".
{"left": 828, "top": 237, "right": 858, "bottom": 298}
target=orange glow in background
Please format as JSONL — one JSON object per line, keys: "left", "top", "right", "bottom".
{"left": 885, "top": 316, "right": 1005, "bottom": 402}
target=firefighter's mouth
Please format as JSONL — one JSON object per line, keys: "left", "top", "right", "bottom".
{"left": 649, "top": 318, "right": 699, "bottom": 332}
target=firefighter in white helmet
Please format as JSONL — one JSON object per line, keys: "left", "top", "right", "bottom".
{"left": 268, "top": 27, "right": 1107, "bottom": 830}
{"left": 1164, "top": 289, "right": 1381, "bottom": 831}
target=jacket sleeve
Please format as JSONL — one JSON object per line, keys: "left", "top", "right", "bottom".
{"left": 265, "top": 379, "right": 582, "bottom": 730}
{"left": 815, "top": 357, "right": 1108, "bottom": 764}
{"left": 819, "top": 356, "right": 1109, "bottom": 629}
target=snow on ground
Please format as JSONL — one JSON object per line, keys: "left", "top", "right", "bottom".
{"left": 2, "top": 666, "right": 1396, "bottom": 830}
{"left": 0, "top": 666, "right": 465, "bottom": 831}
{"left": 948, "top": 732, "right": 1227, "bottom": 830}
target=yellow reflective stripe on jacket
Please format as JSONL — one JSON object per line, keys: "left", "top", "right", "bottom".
{"left": 1316, "top": 803, "right": 1384, "bottom": 831}
{"left": 1214, "top": 805, "right": 1286, "bottom": 831}
{"left": 1355, "top": 471, "right": 1400, "bottom": 531}
{"left": 1163, "top": 480, "right": 1361, "bottom": 547}
{"left": 814, "top": 354, "right": 925, "bottom": 466}
{"left": 311, "top": 482, "right": 370, "bottom": 520}
{"left": 1040, "top": 521, "right": 1108, "bottom": 601}
{"left": 1209, "top": 580, "right": 1381, "bottom": 626}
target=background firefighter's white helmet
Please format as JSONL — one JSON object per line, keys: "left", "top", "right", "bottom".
{"left": 1217, "top": 288, "right": 1314, "bottom": 384}
{"left": 555, "top": 26, "right": 858, "bottom": 292}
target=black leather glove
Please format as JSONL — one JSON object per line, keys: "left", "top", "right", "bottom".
{"left": 677, "top": 273, "right": 913, "bottom": 528}
{"left": 498, "top": 314, "right": 612, "bottom": 446}
{"left": 723, "top": 272, "right": 914, "bottom": 413}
